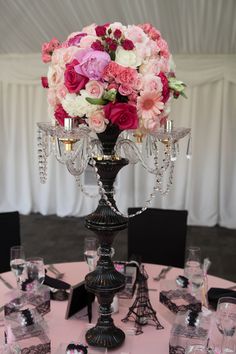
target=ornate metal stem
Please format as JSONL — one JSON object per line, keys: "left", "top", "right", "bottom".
{"left": 85, "top": 126, "right": 128, "bottom": 348}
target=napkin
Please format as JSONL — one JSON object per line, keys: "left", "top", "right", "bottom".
{"left": 44, "top": 274, "right": 70, "bottom": 290}
{"left": 207, "top": 287, "right": 236, "bottom": 310}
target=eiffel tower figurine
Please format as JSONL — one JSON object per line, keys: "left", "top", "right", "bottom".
{"left": 122, "top": 264, "right": 164, "bottom": 335}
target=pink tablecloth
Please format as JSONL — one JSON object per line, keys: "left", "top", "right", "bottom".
{"left": 0, "top": 262, "right": 235, "bottom": 353}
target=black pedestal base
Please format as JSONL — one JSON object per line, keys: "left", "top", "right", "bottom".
{"left": 86, "top": 322, "right": 125, "bottom": 349}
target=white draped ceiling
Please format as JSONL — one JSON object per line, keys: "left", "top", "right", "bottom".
{"left": 0, "top": 0, "right": 236, "bottom": 228}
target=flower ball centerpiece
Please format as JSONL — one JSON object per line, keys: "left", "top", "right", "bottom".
{"left": 39, "top": 22, "right": 188, "bottom": 349}
{"left": 41, "top": 22, "right": 185, "bottom": 135}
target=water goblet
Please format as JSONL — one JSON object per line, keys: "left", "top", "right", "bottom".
{"left": 216, "top": 297, "right": 236, "bottom": 353}
{"left": 185, "top": 344, "right": 209, "bottom": 354}
{"left": 10, "top": 245, "right": 26, "bottom": 289}
{"left": 84, "top": 237, "right": 98, "bottom": 272}
{"left": 184, "top": 246, "right": 201, "bottom": 280}
{"left": 25, "top": 257, "right": 45, "bottom": 292}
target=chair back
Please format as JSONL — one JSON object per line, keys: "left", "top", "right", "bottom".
{"left": 0, "top": 211, "right": 21, "bottom": 273}
{"left": 128, "top": 208, "right": 188, "bottom": 268}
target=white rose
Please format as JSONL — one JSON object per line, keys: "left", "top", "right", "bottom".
{"left": 115, "top": 46, "right": 141, "bottom": 68}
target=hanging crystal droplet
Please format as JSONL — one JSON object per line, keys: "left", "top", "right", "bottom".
{"left": 171, "top": 143, "right": 177, "bottom": 161}
{"left": 186, "top": 134, "right": 192, "bottom": 159}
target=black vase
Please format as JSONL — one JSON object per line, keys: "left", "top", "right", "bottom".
{"left": 85, "top": 124, "right": 128, "bottom": 348}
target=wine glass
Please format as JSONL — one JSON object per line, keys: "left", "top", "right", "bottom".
{"left": 10, "top": 245, "right": 26, "bottom": 288}
{"left": 26, "top": 257, "right": 45, "bottom": 291}
{"left": 184, "top": 246, "right": 201, "bottom": 280}
{"left": 216, "top": 297, "right": 236, "bottom": 353}
{"left": 185, "top": 345, "right": 209, "bottom": 354}
{"left": 84, "top": 237, "right": 98, "bottom": 272}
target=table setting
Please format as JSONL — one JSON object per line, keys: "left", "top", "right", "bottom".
{"left": 0, "top": 241, "right": 236, "bottom": 353}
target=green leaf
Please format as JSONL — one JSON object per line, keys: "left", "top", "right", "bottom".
{"left": 85, "top": 97, "right": 107, "bottom": 105}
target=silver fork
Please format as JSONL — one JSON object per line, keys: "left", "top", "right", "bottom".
{"left": 153, "top": 266, "right": 172, "bottom": 281}
{"left": 47, "top": 264, "right": 64, "bottom": 279}
{"left": 0, "top": 275, "right": 13, "bottom": 289}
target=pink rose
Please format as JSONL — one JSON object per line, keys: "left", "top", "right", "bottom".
{"left": 104, "top": 102, "right": 138, "bottom": 130}
{"left": 88, "top": 111, "right": 108, "bottom": 133}
{"left": 54, "top": 104, "right": 72, "bottom": 126}
{"left": 85, "top": 81, "right": 104, "bottom": 98}
{"left": 157, "top": 38, "right": 170, "bottom": 59}
{"left": 82, "top": 24, "right": 96, "bottom": 35}
{"left": 64, "top": 59, "right": 89, "bottom": 93}
{"left": 141, "top": 74, "right": 162, "bottom": 92}
{"left": 48, "top": 64, "right": 64, "bottom": 87}
{"left": 52, "top": 47, "right": 79, "bottom": 66}
{"left": 118, "top": 84, "right": 133, "bottom": 96}
{"left": 56, "top": 84, "right": 68, "bottom": 100}
{"left": 75, "top": 48, "right": 111, "bottom": 80}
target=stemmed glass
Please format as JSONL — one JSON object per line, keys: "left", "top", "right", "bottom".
{"left": 184, "top": 246, "right": 201, "bottom": 280}
{"left": 216, "top": 297, "right": 236, "bottom": 353}
{"left": 84, "top": 237, "right": 98, "bottom": 272}
{"left": 25, "top": 257, "right": 45, "bottom": 291}
{"left": 10, "top": 246, "right": 26, "bottom": 289}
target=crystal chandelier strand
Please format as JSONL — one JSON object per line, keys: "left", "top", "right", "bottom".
{"left": 90, "top": 156, "right": 172, "bottom": 219}
{"left": 75, "top": 176, "right": 99, "bottom": 198}
{"left": 115, "top": 138, "right": 163, "bottom": 176}
{"left": 37, "top": 128, "right": 49, "bottom": 184}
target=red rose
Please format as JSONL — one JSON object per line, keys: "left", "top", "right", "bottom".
{"left": 95, "top": 25, "right": 107, "bottom": 37}
{"left": 54, "top": 104, "right": 71, "bottom": 126}
{"left": 109, "top": 41, "right": 117, "bottom": 51}
{"left": 122, "top": 39, "right": 134, "bottom": 50}
{"left": 41, "top": 76, "right": 48, "bottom": 88}
{"left": 158, "top": 72, "right": 170, "bottom": 103}
{"left": 91, "top": 40, "right": 104, "bottom": 51}
{"left": 114, "top": 29, "right": 122, "bottom": 39}
{"left": 64, "top": 59, "right": 89, "bottom": 93}
{"left": 104, "top": 102, "right": 138, "bottom": 130}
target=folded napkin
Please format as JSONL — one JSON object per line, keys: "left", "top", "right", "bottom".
{"left": 44, "top": 274, "right": 70, "bottom": 290}
{"left": 208, "top": 287, "right": 236, "bottom": 310}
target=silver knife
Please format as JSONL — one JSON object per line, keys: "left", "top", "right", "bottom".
{"left": 0, "top": 275, "right": 13, "bottom": 289}
{"left": 153, "top": 266, "right": 172, "bottom": 281}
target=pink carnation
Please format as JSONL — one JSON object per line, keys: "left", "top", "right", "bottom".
{"left": 116, "top": 67, "right": 138, "bottom": 86}
{"left": 41, "top": 37, "right": 60, "bottom": 63}
{"left": 157, "top": 38, "right": 170, "bottom": 59}
{"left": 102, "top": 61, "right": 122, "bottom": 82}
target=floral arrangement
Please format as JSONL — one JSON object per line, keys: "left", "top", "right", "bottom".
{"left": 41, "top": 22, "right": 185, "bottom": 134}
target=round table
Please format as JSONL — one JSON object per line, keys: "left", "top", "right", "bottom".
{"left": 0, "top": 262, "right": 235, "bottom": 353}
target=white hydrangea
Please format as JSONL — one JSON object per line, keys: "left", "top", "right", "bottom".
{"left": 62, "top": 92, "right": 100, "bottom": 117}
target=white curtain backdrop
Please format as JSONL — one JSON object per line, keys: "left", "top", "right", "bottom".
{"left": 0, "top": 54, "right": 235, "bottom": 228}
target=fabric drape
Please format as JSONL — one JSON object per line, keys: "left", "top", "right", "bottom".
{"left": 0, "top": 54, "right": 236, "bottom": 228}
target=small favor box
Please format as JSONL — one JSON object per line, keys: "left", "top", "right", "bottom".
{"left": 5, "top": 307, "right": 50, "bottom": 353}
{"left": 4, "top": 285, "right": 50, "bottom": 318}
{"left": 169, "top": 309, "right": 212, "bottom": 354}
{"left": 159, "top": 288, "right": 202, "bottom": 314}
